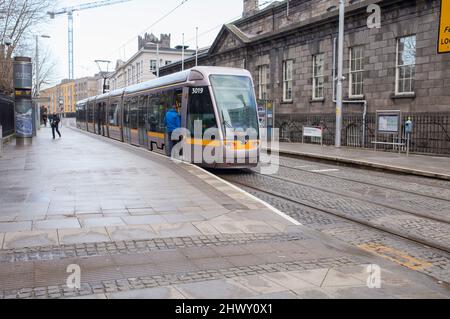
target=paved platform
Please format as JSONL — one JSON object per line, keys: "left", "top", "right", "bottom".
{"left": 0, "top": 126, "right": 448, "bottom": 299}
{"left": 269, "top": 143, "right": 450, "bottom": 181}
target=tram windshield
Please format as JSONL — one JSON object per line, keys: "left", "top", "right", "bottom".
{"left": 210, "top": 75, "right": 259, "bottom": 137}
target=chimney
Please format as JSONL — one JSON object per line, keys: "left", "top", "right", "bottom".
{"left": 243, "top": 0, "right": 259, "bottom": 18}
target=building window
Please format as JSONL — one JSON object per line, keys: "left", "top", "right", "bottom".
{"left": 396, "top": 35, "right": 416, "bottom": 94}
{"left": 349, "top": 46, "right": 364, "bottom": 97}
{"left": 136, "top": 63, "right": 140, "bottom": 82}
{"left": 313, "top": 53, "right": 325, "bottom": 100}
{"left": 150, "top": 60, "right": 157, "bottom": 72}
{"left": 282, "top": 60, "right": 293, "bottom": 102}
{"left": 258, "top": 65, "right": 268, "bottom": 100}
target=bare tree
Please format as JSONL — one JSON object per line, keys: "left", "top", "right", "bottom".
{"left": 0, "top": 0, "right": 54, "bottom": 94}
{"left": 33, "top": 44, "right": 57, "bottom": 93}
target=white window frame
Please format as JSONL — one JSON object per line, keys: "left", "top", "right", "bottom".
{"left": 395, "top": 35, "right": 416, "bottom": 95}
{"left": 349, "top": 46, "right": 364, "bottom": 98}
{"left": 258, "top": 65, "right": 269, "bottom": 100}
{"left": 283, "top": 60, "right": 293, "bottom": 102}
{"left": 150, "top": 59, "right": 157, "bottom": 72}
{"left": 136, "top": 63, "right": 140, "bottom": 83}
{"left": 312, "top": 53, "right": 325, "bottom": 100}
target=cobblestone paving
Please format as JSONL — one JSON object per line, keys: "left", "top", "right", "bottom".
{"left": 220, "top": 171, "right": 450, "bottom": 251}
{"left": 0, "top": 233, "right": 310, "bottom": 264}
{"left": 276, "top": 163, "right": 450, "bottom": 222}
{"left": 235, "top": 184, "right": 450, "bottom": 284}
{"left": 0, "top": 256, "right": 360, "bottom": 299}
{"left": 280, "top": 157, "right": 450, "bottom": 198}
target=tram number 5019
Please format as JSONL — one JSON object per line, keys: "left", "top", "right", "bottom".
{"left": 191, "top": 88, "right": 204, "bottom": 94}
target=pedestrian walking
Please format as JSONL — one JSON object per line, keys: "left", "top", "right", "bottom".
{"left": 42, "top": 113, "right": 48, "bottom": 128}
{"left": 50, "top": 113, "right": 62, "bottom": 139}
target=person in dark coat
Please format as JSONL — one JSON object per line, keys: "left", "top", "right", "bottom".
{"left": 50, "top": 113, "right": 62, "bottom": 139}
{"left": 42, "top": 113, "right": 48, "bottom": 127}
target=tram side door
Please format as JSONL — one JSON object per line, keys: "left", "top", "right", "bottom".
{"left": 101, "top": 102, "right": 108, "bottom": 136}
{"left": 123, "top": 99, "right": 131, "bottom": 144}
{"left": 130, "top": 97, "right": 139, "bottom": 146}
{"left": 138, "top": 96, "right": 149, "bottom": 148}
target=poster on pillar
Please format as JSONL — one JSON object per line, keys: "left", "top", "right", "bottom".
{"left": 15, "top": 99, "right": 33, "bottom": 138}
{"left": 438, "top": 0, "right": 450, "bottom": 54}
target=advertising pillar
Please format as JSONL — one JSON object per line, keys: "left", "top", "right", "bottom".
{"left": 13, "top": 56, "right": 33, "bottom": 145}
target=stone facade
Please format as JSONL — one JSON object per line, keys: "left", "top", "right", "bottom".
{"left": 109, "top": 34, "right": 195, "bottom": 91}
{"left": 161, "top": 0, "right": 450, "bottom": 115}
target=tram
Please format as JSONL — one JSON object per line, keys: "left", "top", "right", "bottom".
{"left": 76, "top": 66, "right": 260, "bottom": 168}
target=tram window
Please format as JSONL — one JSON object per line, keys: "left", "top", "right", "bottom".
{"left": 187, "top": 87, "right": 217, "bottom": 136}
{"left": 174, "top": 89, "right": 182, "bottom": 111}
{"left": 138, "top": 96, "right": 148, "bottom": 128}
{"left": 130, "top": 97, "right": 139, "bottom": 130}
{"left": 124, "top": 100, "right": 130, "bottom": 127}
{"left": 88, "top": 103, "right": 94, "bottom": 122}
{"left": 148, "top": 96, "right": 161, "bottom": 133}
{"left": 109, "top": 101, "right": 120, "bottom": 126}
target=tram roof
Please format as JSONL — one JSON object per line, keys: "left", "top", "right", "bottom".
{"left": 76, "top": 66, "right": 252, "bottom": 105}
{"left": 124, "top": 69, "right": 191, "bottom": 95}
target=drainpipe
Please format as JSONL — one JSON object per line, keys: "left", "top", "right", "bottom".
{"left": 332, "top": 37, "right": 367, "bottom": 147}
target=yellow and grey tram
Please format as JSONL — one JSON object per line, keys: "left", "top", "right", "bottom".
{"left": 76, "top": 66, "right": 260, "bottom": 168}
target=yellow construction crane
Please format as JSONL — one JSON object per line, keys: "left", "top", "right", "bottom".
{"left": 48, "top": 0, "right": 132, "bottom": 79}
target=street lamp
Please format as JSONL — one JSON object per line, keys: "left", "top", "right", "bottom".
{"left": 35, "top": 35, "right": 51, "bottom": 97}
{"left": 335, "top": 0, "right": 345, "bottom": 148}
{"left": 95, "top": 59, "right": 111, "bottom": 94}
{"left": 34, "top": 34, "right": 51, "bottom": 133}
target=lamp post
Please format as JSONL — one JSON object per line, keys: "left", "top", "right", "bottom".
{"left": 182, "top": 33, "right": 185, "bottom": 71}
{"left": 335, "top": 0, "right": 345, "bottom": 148}
{"left": 195, "top": 27, "right": 198, "bottom": 67}
{"left": 34, "top": 34, "right": 51, "bottom": 133}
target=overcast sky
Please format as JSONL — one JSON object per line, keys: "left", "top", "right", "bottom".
{"left": 38, "top": 0, "right": 265, "bottom": 87}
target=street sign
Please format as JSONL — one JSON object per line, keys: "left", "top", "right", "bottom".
{"left": 376, "top": 111, "right": 401, "bottom": 134}
{"left": 303, "top": 127, "right": 323, "bottom": 138}
{"left": 302, "top": 126, "right": 323, "bottom": 146}
{"left": 438, "top": 0, "right": 450, "bottom": 54}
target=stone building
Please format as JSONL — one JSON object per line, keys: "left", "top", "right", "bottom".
{"left": 40, "top": 74, "right": 103, "bottom": 115}
{"left": 160, "top": 0, "right": 450, "bottom": 155}
{"left": 40, "top": 80, "right": 76, "bottom": 115}
{"left": 75, "top": 76, "right": 101, "bottom": 102}
{"left": 108, "top": 33, "right": 195, "bottom": 91}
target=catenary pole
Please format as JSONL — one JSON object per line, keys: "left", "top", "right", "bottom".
{"left": 335, "top": 0, "right": 345, "bottom": 148}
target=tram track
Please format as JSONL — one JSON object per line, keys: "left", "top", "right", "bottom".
{"left": 221, "top": 172, "right": 450, "bottom": 255}
{"left": 278, "top": 159, "right": 450, "bottom": 202}
{"left": 218, "top": 171, "right": 450, "bottom": 283}
{"left": 253, "top": 165, "right": 450, "bottom": 225}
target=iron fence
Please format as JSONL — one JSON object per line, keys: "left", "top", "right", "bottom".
{"left": 276, "top": 112, "right": 450, "bottom": 156}
{"left": 0, "top": 94, "right": 14, "bottom": 137}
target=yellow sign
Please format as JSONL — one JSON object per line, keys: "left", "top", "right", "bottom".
{"left": 15, "top": 89, "right": 31, "bottom": 97}
{"left": 438, "top": 0, "right": 450, "bottom": 53}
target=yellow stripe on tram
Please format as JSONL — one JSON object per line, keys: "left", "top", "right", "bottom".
{"left": 148, "top": 131, "right": 165, "bottom": 139}
{"left": 146, "top": 131, "right": 259, "bottom": 151}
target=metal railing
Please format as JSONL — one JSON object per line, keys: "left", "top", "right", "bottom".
{"left": 0, "top": 94, "right": 14, "bottom": 138}
{"left": 276, "top": 112, "right": 450, "bottom": 156}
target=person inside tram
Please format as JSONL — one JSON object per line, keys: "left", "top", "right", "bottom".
{"left": 164, "top": 104, "right": 181, "bottom": 156}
